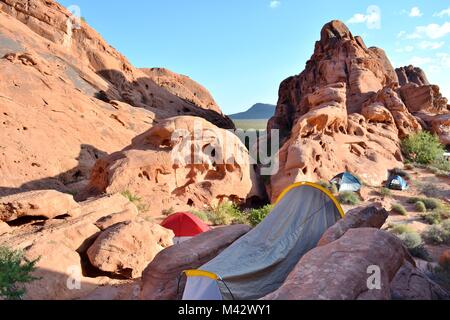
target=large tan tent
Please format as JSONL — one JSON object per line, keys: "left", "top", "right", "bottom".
{"left": 182, "top": 182, "right": 345, "bottom": 300}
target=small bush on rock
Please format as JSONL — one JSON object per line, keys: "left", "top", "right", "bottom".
{"left": 0, "top": 247, "right": 39, "bottom": 300}
{"left": 246, "top": 205, "right": 274, "bottom": 227}
{"left": 338, "top": 192, "right": 360, "bottom": 205}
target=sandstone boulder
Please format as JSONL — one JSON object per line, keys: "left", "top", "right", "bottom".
{"left": 0, "top": 0, "right": 233, "bottom": 199}
{"left": 0, "top": 190, "right": 80, "bottom": 222}
{"left": 396, "top": 65, "right": 430, "bottom": 87}
{"left": 390, "top": 261, "right": 450, "bottom": 300}
{"left": 87, "top": 220, "right": 174, "bottom": 279}
{"left": 267, "top": 21, "right": 408, "bottom": 200}
{"left": 262, "top": 229, "right": 410, "bottom": 300}
{"left": 23, "top": 240, "right": 110, "bottom": 300}
{"left": 399, "top": 83, "right": 448, "bottom": 114}
{"left": 140, "top": 225, "right": 251, "bottom": 300}
{"left": 85, "top": 116, "right": 265, "bottom": 216}
{"left": 0, "top": 221, "right": 11, "bottom": 235}
{"left": 94, "top": 203, "right": 138, "bottom": 231}
{"left": 318, "top": 204, "right": 389, "bottom": 246}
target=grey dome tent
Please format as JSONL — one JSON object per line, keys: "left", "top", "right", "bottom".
{"left": 330, "top": 172, "right": 362, "bottom": 192}
{"left": 182, "top": 182, "right": 345, "bottom": 300}
{"left": 386, "top": 175, "right": 409, "bottom": 191}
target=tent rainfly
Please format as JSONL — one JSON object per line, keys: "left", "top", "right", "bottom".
{"left": 386, "top": 175, "right": 409, "bottom": 191}
{"left": 161, "top": 212, "right": 211, "bottom": 244}
{"left": 330, "top": 172, "right": 362, "bottom": 192}
{"left": 181, "top": 182, "right": 345, "bottom": 300}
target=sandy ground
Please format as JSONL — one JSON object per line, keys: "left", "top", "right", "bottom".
{"left": 344, "top": 167, "right": 450, "bottom": 263}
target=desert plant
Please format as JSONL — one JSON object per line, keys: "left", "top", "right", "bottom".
{"left": 0, "top": 247, "right": 39, "bottom": 300}
{"left": 121, "top": 190, "right": 149, "bottom": 213}
{"left": 391, "top": 203, "right": 408, "bottom": 216}
{"left": 380, "top": 187, "right": 392, "bottom": 198}
{"left": 317, "top": 181, "right": 338, "bottom": 194}
{"left": 407, "top": 197, "right": 442, "bottom": 211}
{"left": 390, "top": 224, "right": 415, "bottom": 235}
{"left": 191, "top": 210, "right": 208, "bottom": 222}
{"left": 423, "top": 209, "right": 450, "bottom": 225}
{"left": 424, "top": 220, "right": 450, "bottom": 245}
{"left": 338, "top": 192, "right": 361, "bottom": 205}
{"left": 397, "top": 232, "right": 430, "bottom": 261}
{"left": 415, "top": 201, "right": 427, "bottom": 213}
{"left": 162, "top": 207, "right": 175, "bottom": 217}
{"left": 207, "top": 202, "right": 242, "bottom": 226}
{"left": 246, "top": 205, "right": 274, "bottom": 227}
{"left": 401, "top": 132, "right": 445, "bottom": 165}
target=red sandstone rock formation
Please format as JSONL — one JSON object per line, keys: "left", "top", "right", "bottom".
{"left": 267, "top": 20, "right": 448, "bottom": 201}
{"left": 0, "top": 0, "right": 233, "bottom": 197}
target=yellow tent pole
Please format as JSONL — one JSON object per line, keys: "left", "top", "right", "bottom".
{"left": 274, "top": 182, "right": 345, "bottom": 218}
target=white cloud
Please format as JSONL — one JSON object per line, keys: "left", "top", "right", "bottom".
{"left": 409, "top": 7, "right": 423, "bottom": 17}
{"left": 347, "top": 5, "right": 381, "bottom": 30}
{"left": 419, "top": 41, "right": 445, "bottom": 50}
{"left": 395, "top": 45, "right": 415, "bottom": 53}
{"left": 434, "top": 7, "right": 450, "bottom": 18}
{"left": 407, "top": 22, "right": 450, "bottom": 39}
{"left": 269, "top": 1, "right": 280, "bottom": 9}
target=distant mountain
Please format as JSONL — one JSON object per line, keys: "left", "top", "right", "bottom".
{"left": 229, "top": 103, "right": 276, "bottom": 120}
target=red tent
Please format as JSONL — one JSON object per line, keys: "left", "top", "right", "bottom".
{"left": 161, "top": 212, "right": 211, "bottom": 237}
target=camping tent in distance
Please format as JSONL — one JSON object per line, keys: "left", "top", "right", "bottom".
{"left": 182, "top": 182, "right": 344, "bottom": 300}
{"left": 386, "top": 175, "right": 409, "bottom": 191}
{"left": 161, "top": 212, "right": 211, "bottom": 244}
{"left": 330, "top": 172, "right": 362, "bottom": 192}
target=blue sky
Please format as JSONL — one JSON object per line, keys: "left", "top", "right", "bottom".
{"left": 59, "top": 1, "right": 450, "bottom": 114}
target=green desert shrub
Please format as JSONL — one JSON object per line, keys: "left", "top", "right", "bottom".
{"left": 191, "top": 210, "right": 208, "bottom": 222}
{"left": 391, "top": 203, "right": 408, "bottom": 216}
{"left": 318, "top": 181, "right": 338, "bottom": 194}
{"left": 121, "top": 190, "right": 149, "bottom": 213}
{"left": 424, "top": 220, "right": 450, "bottom": 245}
{"left": 0, "top": 247, "right": 39, "bottom": 300}
{"left": 246, "top": 205, "right": 274, "bottom": 227}
{"left": 401, "top": 132, "right": 445, "bottom": 165}
{"left": 415, "top": 201, "right": 427, "bottom": 213}
{"left": 423, "top": 211, "right": 441, "bottom": 225}
{"left": 338, "top": 192, "right": 361, "bottom": 205}
{"left": 423, "top": 209, "right": 449, "bottom": 225}
{"left": 407, "top": 197, "right": 442, "bottom": 211}
{"left": 390, "top": 224, "right": 415, "bottom": 235}
{"left": 206, "top": 202, "right": 241, "bottom": 226}
{"left": 397, "top": 232, "right": 431, "bottom": 261}
{"left": 380, "top": 187, "right": 392, "bottom": 198}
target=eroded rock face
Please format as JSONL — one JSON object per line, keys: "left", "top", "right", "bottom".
{"left": 140, "top": 225, "right": 251, "bottom": 300}
{"left": 262, "top": 229, "right": 410, "bottom": 300}
{"left": 390, "top": 261, "right": 450, "bottom": 300}
{"left": 266, "top": 21, "right": 412, "bottom": 200}
{"left": 85, "top": 116, "right": 266, "bottom": 216}
{"left": 0, "top": 221, "right": 10, "bottom": 235}
{"left": 0, "top": 193, "right": 141, "bottom": 300}
{"left": 0, "top": 190, "right": 80, "bottom": 222}
{"left": 87, "top": 220, "right": 174, "bottom": 279}
{"left": 318, "top": 204, "right": 389, "bottom": 246}
{"left": 266, "top": 20, "right": 450, "bottom": 200}
{"left": 396, "top": 65, "right": 430, "bottom": 87}
{"left": 0, "top": 0, "right": 233, "bottom": 197}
